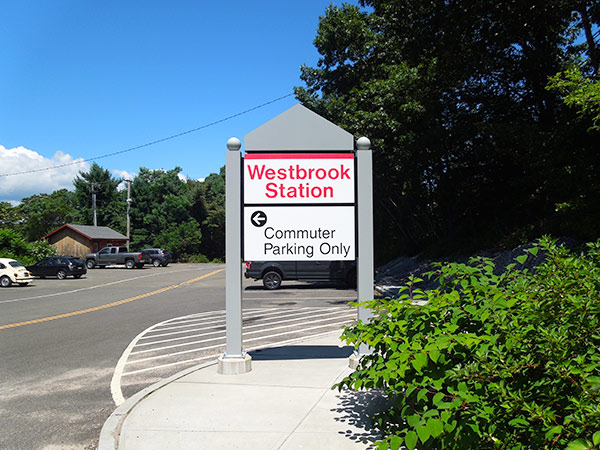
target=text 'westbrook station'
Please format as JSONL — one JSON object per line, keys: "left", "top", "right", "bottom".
{"left": 244, "top": 154, "right": 354, "bottom": 204}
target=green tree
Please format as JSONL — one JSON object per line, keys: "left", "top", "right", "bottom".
{"left": 0, "top": 202, "right": 21, "bottom": 229}
{"left": 296, "top": 1, "right": 600, "bottom": 258}
{"left": 16, "top": 189, "right": 77, "bottom": 240}
{"left": 130, "top": 167, "right": 202, "bottom": 258}
{"left": 72, "top": 163, "right": 125, "bottom": 231}
{"left": 189, "top": 166, "right": 225, "bottom": 260}
{"left": 548, "top": 66, "right": 600, "bottom": 131}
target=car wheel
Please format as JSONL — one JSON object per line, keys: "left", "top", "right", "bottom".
{"left": 125, "top": 259, "right": 135, "bottom": 269}
{"left": 86, "top": 259, "right": 96, "bottom": 269}
{"left": 73, "top": 274, "right": 82, "bottom": 279}
{"left": 263, "top": 271, "right": 282, "bottom": 290}
{"left": 1, "top": 275, "right": 12, "bottom": 288}
{"left": 153, "top": 259, "right": 161, "bottom": 267}
{"left": 57, "top": 269, "right": 67, "bottom": 280}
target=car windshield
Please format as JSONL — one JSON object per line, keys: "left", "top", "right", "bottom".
{"left": 9, "top": 261, "right": 24, "bottom": 268}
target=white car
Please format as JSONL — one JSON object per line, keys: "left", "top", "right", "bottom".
{"left": 0, "top": 258, "right": 34, "bottom": 287}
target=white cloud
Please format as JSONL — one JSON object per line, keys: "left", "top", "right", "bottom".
{"left": 112, "top": 169, "right": 136, "bottom": 181}
{"left": 112, "top": 169, "right": 136, "bottom": 190}
{"left": 0, "top": 145, "right": 90, "bottom": 203}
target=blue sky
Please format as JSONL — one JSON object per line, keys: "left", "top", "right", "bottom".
{"left": 0, "top": 0, "right": 362, "bottom": 203}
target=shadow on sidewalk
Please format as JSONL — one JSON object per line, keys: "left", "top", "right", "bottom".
{"left": 333, "top": 389, "right": 389, "bottom": 446}
{"left": 249, "top": 344, "right": 354, "bottom": 360}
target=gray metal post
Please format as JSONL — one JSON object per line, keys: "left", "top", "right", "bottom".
{"left": 126, "top": 179, "right": 131, "bottom": 252}
{"left": 218, "top": 137, "right": 252, "bottom": 374}
{"left": 351, "top": 137, "right": 374, "bottom": 366}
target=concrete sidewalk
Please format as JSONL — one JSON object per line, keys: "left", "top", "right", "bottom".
{"left": 99, "top": 332, "right": 387, "bottom": 449}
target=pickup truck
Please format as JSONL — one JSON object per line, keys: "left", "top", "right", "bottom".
{"left": 85, "top": 246, "right": 144, "bottom": 269}
{"left": 244, "top": 260, "right": 356, "bottom": 290}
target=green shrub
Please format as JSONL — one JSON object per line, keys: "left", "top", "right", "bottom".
{"left": 180, "top": 253, "right": 210, "bottom": 263}
{"left": 0, "top": 229, "right": 56, "bottom": 264}
{"left": 337, "top": 237, "right": 600, "bottom": 449}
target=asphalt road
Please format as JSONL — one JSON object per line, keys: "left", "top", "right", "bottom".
{"left": 0, "top": 263, "right": 357, "bottom": 450}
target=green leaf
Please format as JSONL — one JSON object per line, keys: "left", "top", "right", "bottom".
{"left": 593, "top": 431, "right": 600, "bottom": 446}
{"left": 566, "top": 439, "right": 592, "bottom": 450}
{"left": 508, "top": 418, "right": 529, "bottom": 428}
{"left": 516, "top": 255, "right": 527, "bottom": 264}
{"left": 390, "top": 435, "right": 402, "bottom": 450}
{"left": 545, "top": 426, "right": 563, "bottom": 440}
{"left": 428, "top": 417, "right": 444, "bottom": 438}
{"left": 417, "top": 424, "right": 431, "bottom": 443}
{"left": 407, "top": 413, "right": 420, "bottom": 427}
{"left": 412, "top": 353, "right": 428, "bottom": 372}
{"left": 405, "top": 431, "right": 418, "bottom": 450}
{"left": 433, "top": 392, "right": 445, "bottom": 406}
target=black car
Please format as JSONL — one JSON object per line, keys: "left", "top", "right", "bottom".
{"left": 244, "top": 260, "right": 356, "bottom": 290}
{"left": 27, "top": 256, "right": 87, "bottom": 279}
{"left": 141, "top": 248, "right": 171, "bottom": 267}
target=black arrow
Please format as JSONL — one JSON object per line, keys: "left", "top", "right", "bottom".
{"left": 251, "top": 210, "right": 267, "bottom": 227}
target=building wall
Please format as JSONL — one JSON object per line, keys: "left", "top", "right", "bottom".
{"left": 47, "top": 229, "right": 93, "bottom": 258}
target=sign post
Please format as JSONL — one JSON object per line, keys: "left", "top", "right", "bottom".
{"left": 218, "top": 137, "right": 252, "bottom": 374}
{"left": 353, "top": 137, "right": 374, "bottom": 365}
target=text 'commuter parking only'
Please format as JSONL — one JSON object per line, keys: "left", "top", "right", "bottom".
{"left": 263, "top": 226, "right": 351, "bottom": 258}
{"left": 243, "top": 206, "right": 355, "bottom": 261}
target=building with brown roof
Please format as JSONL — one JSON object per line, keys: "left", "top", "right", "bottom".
{"left": 42, "top": 224, "right": 128, "bottom": 258}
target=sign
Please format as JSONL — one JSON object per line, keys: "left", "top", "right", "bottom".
{"left": 244, "top": 153, "right": 354, "bottom": 204}
{"left": 244, "top": 206, "right": 355, "bottom": 260}
{"left": 243, "top": 153, "right": 355, "bottom": 261}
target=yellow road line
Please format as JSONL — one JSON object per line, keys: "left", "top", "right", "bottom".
{"left": 0, "top": 268, "right": 224, "bottom": 331}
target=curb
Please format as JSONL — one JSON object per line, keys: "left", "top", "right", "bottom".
{"left": 98, "top": 360, "right": 218, "bottom": 450}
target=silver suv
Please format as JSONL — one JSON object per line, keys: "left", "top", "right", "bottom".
{"left": 141, "top": 248, "right": 171, "bottom": 267}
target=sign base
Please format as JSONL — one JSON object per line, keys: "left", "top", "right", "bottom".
{"left": 218, "top": 354, "right": 252, "bottom": 375}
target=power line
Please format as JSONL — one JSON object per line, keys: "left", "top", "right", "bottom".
{"left": 0, "top": 93, "right": 295, "bottom": 178}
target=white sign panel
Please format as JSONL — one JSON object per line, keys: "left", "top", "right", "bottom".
{"left": 244, "top": 153, "right": 354, "bottom": 204}
{"left": 244, "top": 206, "right": 355, "bottom": 261}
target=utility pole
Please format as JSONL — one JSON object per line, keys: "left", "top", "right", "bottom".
{"left": 90, "top": 182, "right": 98, "bottom": 227}
{"left": 125, "top": 179, "right": 132, "bottom": 251}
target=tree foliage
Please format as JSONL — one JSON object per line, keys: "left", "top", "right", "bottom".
{"left": 16, "top": 189, "right": 77, "bottom": 241}
{"left": 296, "top": 0, "right": 600, "bottom": 259}
{"left": 0, "top": 202, "right": 21, "bottom": 229}
{"left": 6, "top": 163, "right": 225, "bottom": 261}
{"left": 0, "top": 229, "right": 56, "bottom": 264}
{"left": 548, "top": 65, "right": 600, "bottom": 131}
{"left": 189, "top": 167, "right": 225, "bottom": 260}
{"left": 72, "top": 162, "right": 124, "bottom": 231}
{"left": 129, "top": 167, "right": 203, "bottom": 259}
{"left": 338, "top": 238, "right": 600, "bottom": 449}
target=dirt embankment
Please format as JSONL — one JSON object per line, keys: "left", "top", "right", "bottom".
{"left": 374, "top": 237, "right": 578, "bottom": 298}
